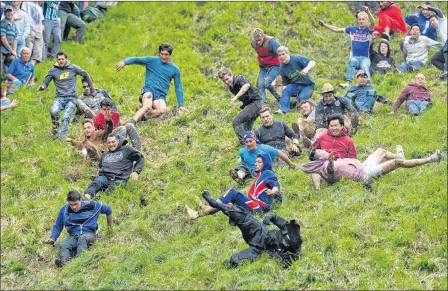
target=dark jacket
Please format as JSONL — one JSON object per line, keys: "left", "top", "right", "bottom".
{"left": 314, "top": 96, "right": 358, "bottom": 129}
{"left": 228, "top": 75, "right": 262, "bottom": 109}
{"left": 370, "top": 40, "right": 395, "bottom": 75}
{"left": 98, "top": 136, "right": 144, "bottom": 180}
{"left": 255, "top": 121, "right": 298, "bottom": 151}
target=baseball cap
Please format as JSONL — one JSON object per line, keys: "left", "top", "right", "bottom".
{"left": 356, "top": 70, "right": 368, "bottom": 78}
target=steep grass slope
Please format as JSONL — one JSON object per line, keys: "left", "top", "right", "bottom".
{"left": 1, "top": 2, "right": 447, "bottom": 290}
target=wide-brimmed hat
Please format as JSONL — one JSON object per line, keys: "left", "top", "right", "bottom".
{"left": 320, "top": 83, "right": 334, "bottom": 94}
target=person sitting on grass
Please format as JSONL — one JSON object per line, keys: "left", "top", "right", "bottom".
{"left": 194, "top": 191, "right": 302, "bottom": 268}
{"left": 1, "top": 89, "right": 18, "bottom": 111}
{"left": 390, "top": 73, "right": 432, "bottom": 116}
{"left": 301, "top": 146, "right": 442, "bottom": 189}
{"left": 66, "top": 119, "right": 106, "bottom": 160}
{"left": 291, "top": 100, "right": 315, "bottom": 150}
{"left": 4, "top": 47, "right": 35, "bottom": 94}
{"left": 83, "top": 133, "right": 144, "bottom": 200}
{"left": 185, "top": 152, "right": 280, "bottom": 218}
{"left": 373, "top": 1, "right": 408, "bottom": 41}
{"left": 93, "top": 98, "right": 141, "bottom": 150}
{"left": 230, "top": 131, "right": 296, "bottom": 184}
{"left": 369, "top": 37, "right": 395, "bottom": 75}
{"left": 44, "top": 190, "right": 113, "bottom": 268}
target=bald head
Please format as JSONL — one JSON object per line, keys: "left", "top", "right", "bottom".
{"left": 20, "top": 47, "right": 31, "bottom": 62}
{"left": 415, "top": 74, "right": 426, "bottom": 86}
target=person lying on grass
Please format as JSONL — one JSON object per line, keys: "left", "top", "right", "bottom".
{"left": 44, "top": 190, "right": 113, "bottom": 268}
{"left": 185, "top": 152, "right": 281, "bottom": 219}
{"left": 300, "top": 146, "right": 442, "bottom": 189}
{"left": 198, "top": 190, "right": 302, "bottom": 268}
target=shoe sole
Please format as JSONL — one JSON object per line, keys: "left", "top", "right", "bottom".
{"left": 229, "top": 169, "right": 244, "bottom": 185}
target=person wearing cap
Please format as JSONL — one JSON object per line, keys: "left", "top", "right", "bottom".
{"left": 374, "top": 1, "right": 407, "bottom": 40}
{"left": 1, "top": 5, "right": 17, "bottom": 72}
{"left": 312, "top": 114, "right": 357, "bottom": 162}
{"left": 301, "top": 145, "right": 442, "bottom": 189}
{"left": 255, "top": 107, "right": 301, "bottom": 166}
{"left": 399, "top": 23, "right": 441, "bottom": 73}
{"left": 116, "top": 42, "right": 189, "bottom": 123}
{"left": 345, "top": 70, "right": 393, "bottom": 114}
{"left": 427, "top": 7, "right": 447, "bottom": 79}
{"left": 189, "top": 191, "right": 302, "bottom": 268}
{"left": 217, "top": 67, "right": 263, "bottom": 145}
{"left": 186, "top": 152, "right": 280, "bottom": 219}
{"left": 250, "top": 28, "right": 282, "bottom": 103}
{"left": 390, "top": 73, "right": 432, "bottom": 116}
{"left": 405, "top": 2, "right": 439, "bottom": 41}
{"left": 229, "top": 131, "right": 296, "bottom": 184}
{"left": 314, "top": 83, "right": 359, "bottom": 136}
{"left": 291, "top": 100, "right": 316, "bottom": 150}
{"left": 369, "top": 36, "right": 395, "bottom": 75}
{"left": 4, "top": 47, "right": 35, "bottom": 94}
{"left": 275, "top": 46, "right": 315, "bottom": 114}
{"left": 318, "top": 7, "right": 375, "bottom": 89}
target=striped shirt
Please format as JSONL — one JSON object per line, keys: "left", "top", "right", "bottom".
{"left": 42, "top": 1, "right": 60, "bottom": 20}
{"left": 0, "top": 18, "right": 17, "bottom": 55}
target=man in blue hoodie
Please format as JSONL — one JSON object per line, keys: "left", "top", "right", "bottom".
{"left": 44, "top": 190, "right": 113, "bottom": 267}
{"left": 185, "top": 152, "right": 280, "bottom": 218}
{"left": 405, "top": 2, "right": 438, "bottom": 41}
{"left": 84, "top": 133, "right": 145, "bottom": 199}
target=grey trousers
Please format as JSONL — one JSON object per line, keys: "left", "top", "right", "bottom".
{"left": 42, "top": 19, "right": 61, "bottom": 59}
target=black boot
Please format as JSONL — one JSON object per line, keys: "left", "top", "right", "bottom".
{"left": 51, "top": 119, "right": 60, "bottom": 136}
{"left": 201, "top": 191, "right": 230, "bottom": 213}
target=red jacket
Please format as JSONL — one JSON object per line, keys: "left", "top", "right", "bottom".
{"left": 312, "top": 130, "right": 357, "bottom": 159}
{"left": 93, "top": 111, "right": 120, "bottom": 130}
{"left": 379, "top": 4, "right": 408, "bottom": 34}
{"left": 392, "top": 83, "right": 431, "bottom": 111}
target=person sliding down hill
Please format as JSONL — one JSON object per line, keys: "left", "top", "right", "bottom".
{"left": 185, "top": 152, "right": 281, "bottom": 218}
{"left": 116, "top": 42, "right": 189, "bottom": 123}
{"left": 191, "top": 191, "right": 303, "bottom": 268}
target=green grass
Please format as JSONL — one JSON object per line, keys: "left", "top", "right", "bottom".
{"left": 1, "top": 2, "right": 447, "bottom": 290}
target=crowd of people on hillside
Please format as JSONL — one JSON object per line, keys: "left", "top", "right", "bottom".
{"left": 1, "top": 1, "right": 445, "bottom": 269}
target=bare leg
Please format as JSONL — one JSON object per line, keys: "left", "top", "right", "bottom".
{"left": 380, "top": 152, "right": 441, "bottom": 175}
{"left": 364, "top": 148, "right": 396, "bottom": 165}
{"left": 147, "top": 99, "right": 167, "bottom": 118}
{"left": 133, "top": 92, "right": 153, "bottom": 122}
{"left": 311, "top": 174, "right": 321, "bottom": 189}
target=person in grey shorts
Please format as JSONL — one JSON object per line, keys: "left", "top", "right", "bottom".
{"left": 301, "top": 146, "right": 442, "bottom": 189}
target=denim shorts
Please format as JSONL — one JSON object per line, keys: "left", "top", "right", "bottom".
{"left": 139, "top": 87, "right": 166, "bottom": 103}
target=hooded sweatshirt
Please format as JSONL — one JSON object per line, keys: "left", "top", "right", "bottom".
{"left": 41, "top": 61, "right": 94, "bottom": 98}
{"left": 370, "top": 40, "right": 395, "bottom": 74}
{"left": 50, "top": 200, "right": 112, "bottom": 241}
{"left": 392, "top": 83, "right": 432, "bottom": 111}
{"left": 98, "top": 136, "right": 144, "bottom": 180}
{"left": 312, "top": 130, "right": 357, "bottom": 159}
{"left": 247, "top": 153, "right": 280, "bottom": 210}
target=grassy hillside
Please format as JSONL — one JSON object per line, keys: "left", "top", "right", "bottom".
{"left": 1, "top": 2, "right": 447, "bottom": 290}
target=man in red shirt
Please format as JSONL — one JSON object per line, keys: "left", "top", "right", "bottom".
{"left": 374, "top": 1, "right": 408, "bottom": 40}
{"left": 312, "top": 114, "right": 357, "bottom": 160}
{"left": 92, "top": 99, "right": 141, "bottom": 149}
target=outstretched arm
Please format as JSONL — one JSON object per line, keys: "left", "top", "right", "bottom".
{"left": 318, "top": 20, "right": 345, "bottom": 33}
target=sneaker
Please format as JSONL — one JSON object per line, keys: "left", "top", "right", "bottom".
{"left": 291, "top": 122, "right": 300, "bottom": 136}
{"left": 339, "top": 82, "right": 350, "bottom": 89}
{"left": 396, "top": 145, "right": 405, "bottom": 160}
{"left": 302, "top": 136, "right": 312, "bottom": 150}
{"left": 51, "top": 128, "right": 59, "bottom": 136}
{"left": 408, "top": 66, "right": 417, "bottom": 73}
{"left": 185, "top": 204, "right": 199, "bottom": 219}
{"left": 381, "top": 32, "right": 390, "bottom": 41}
{"left": 55, "top": 258, "right": 64, "bottom": 268}
{"left": 193, "top": 196, "right": 206, "bottom": 209}
{"left": 229, "top": 169, "right": 244, "bottom": 185}
{"left": 84, "top": 194, "right": 92, "bottom": 201}
{"left": 274, "top": 109, "right": 286, "bottom": 115}
{"left": 439, "top": 72, "right": 447, "bottom": 80}
{"left": 427, "top": 150, "right": 442, "bottom": 162}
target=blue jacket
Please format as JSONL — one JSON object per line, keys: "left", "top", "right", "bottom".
{"left": 50, "top": 200, "right": 112, "bottom": 241}
{"left": 346, "top": 84, "right": 376, "bottom": 113}
{"left": 6, "top": 57, "right": 34, "bottom": 83}
{"left": 406, "top": 11, "right": 438, "bottom": 41}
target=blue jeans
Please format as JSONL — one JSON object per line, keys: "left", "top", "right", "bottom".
{"left": 84, "top": 175, "right": 126, "bottom": 197}
{"left": 5, "top": 79, "right": 24, "bottom": 94}
{"left": 398, "top": 61, "right": 425, "bottom": 73}
{"left": 279, "top": 84, "right": 315, "bottom": 113}
{"left": 346, "top": 56, "right": 371, "bottom": 82}
{"left": 50, "top": 97, "right": 77, "bottom": 140}
{"left": 257, "top": 66, "right": 280, "bottom": 102}
{"left": 59, "top": 233, "right": 96, "bottom": 263}
{"left": 16, "top": 38, "right": 25, "bottom": 55}
{"left": 406, "top": 100, "right": 430, "bottom": 115}
{"left": 219, "top": 189, "right": 264, "bottom": 213}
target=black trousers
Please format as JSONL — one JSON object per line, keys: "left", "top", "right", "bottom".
{"left": 431, "top": 41, "right": 447, "bottom": 72}
{"left": 232, "top": 101, "right": 262, "bottom": 144}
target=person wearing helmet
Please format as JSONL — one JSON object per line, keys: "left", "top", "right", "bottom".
{"left": 198, "top": 190, "right": 302, "bottom": 268}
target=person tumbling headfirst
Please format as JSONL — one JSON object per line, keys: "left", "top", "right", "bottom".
{"left": 37, "top": 51, "right": 95, "bottom": 140}
{"left": 44, "top": 190, "right": 113, "bottom": 268}
{"left": 194, "top": 191, "right": 302, "bottom": 268}
{"left": 250, "top": 28, "right": 282, "bottom": 103}
{"left": 185, "top": 152, "right": 280, "bottom": 218}
{"left": 301, "top": 146, "right": 442, "bottom": 189}
{"left": 116, "top": 42, "right": 189, "bottom": 123}
{"left": 218, "top": 67, "right": 262, "bottom": 145}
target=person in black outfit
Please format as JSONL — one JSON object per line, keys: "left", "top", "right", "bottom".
{"left": 201, "top": 190, "right": 303, "bottom": 268}
{"left": 218, "top": 67, "right": 263, "bottom": 144}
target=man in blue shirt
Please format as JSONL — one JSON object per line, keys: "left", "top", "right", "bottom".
{"left": 44, "top": 190, "right": 113, "bottom": 268}
{"left": 5, "top": 47, "right": 34, "bottom": 94}
{"left": 230, "top": 131, "right": 296, "bottom": 184}
{"left": 276, "top": 46, "right": 316, "bottom": 114}
{"left": 319, "top": 7, "right": 375, "bottom": 88}
{"left": 116, "top": 42, "right": 189, "bottom": 123}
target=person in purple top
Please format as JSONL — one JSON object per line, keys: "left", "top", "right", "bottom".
{"left": 116, "top": 42, "right": 189, "bottom": 123}
{"left": 318, "top": 6, "right": 375, "bottom": 88}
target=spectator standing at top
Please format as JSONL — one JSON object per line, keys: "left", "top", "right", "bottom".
{"left": 10, "top": 1, "right": 30, "bottom": 55}
{"left": 58, "top": 1, "right": 86, "bottom": 43}
{"left": 41, "top": 1, "right": 61, "bottom": 60}
{"left": 1, "top": 6, "right": 17, "bottom": 72}
{"left": 319, "top": 7, "right": 375, "bottom": 88}
{"left": 116, "top": 42, "right": 189, "bottom": 123}
{"left": 250, "top": 28, "right": 282, "bottom": 103}
{"left": 21, "top": 1, "right": 44, "bottom": 65}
